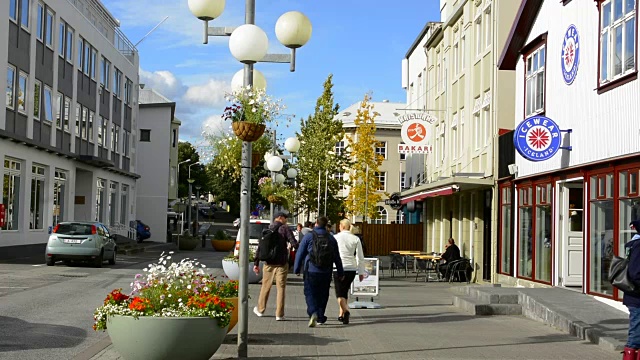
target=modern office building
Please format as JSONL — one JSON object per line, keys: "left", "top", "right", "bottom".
{"left": 337, "top": 100, "right": 407, "bottom": 225}
{"left": 1, "top": 0, "right": 139, "bottom": 253}
{"left": 497, "top": 0, "right": 640, "bottom": 303}
{"left": 136, "top": 88, "right": 180, "bottom": 241}
{"left": 399, "top": 0, "right": 519, "bottom": 281}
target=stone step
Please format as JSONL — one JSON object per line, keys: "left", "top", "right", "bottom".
{"left": 453, "top": 295, "right": 523, "bottom": 316}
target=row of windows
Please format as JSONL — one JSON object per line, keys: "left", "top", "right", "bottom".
{"left": 333, "top": 140, "right": 406, "bottom": 161}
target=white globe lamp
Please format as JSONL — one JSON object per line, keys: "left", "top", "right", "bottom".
{"left": 284, "top": 137, "right": 300, "bottom": 153}
{"left": 275, "top": 173, "right": 286, "bottom": 184}
{"left": 229, "top": 24, "right": 268, "bottom": 63}
{"left": 287, "top": 168, "right": 297, "bottom": 178}
{"left": 275, "top": 11, "right": 312, "bottom": 48}
{"left": 266, "top": 156, "right": 283, "bottom": 172}
{"left": 263, "top": 151, "right": 274, "bottom": 162}
{"left": 188, "top": 0, "right": 225, "bottom": 21}
{"left": 231, "top": 69, "right": 267, "bottom": 91}
{"left": 263, "top": 162, "right": 270, "bottom": 171}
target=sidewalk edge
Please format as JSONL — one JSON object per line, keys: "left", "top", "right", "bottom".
{"left": 72, "top": 337, "right": 112, "bottom": 360}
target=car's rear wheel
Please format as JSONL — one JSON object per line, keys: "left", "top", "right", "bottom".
{"left": 46, "top": 257, "right": 55, "bottom": 266}
{"left": 108, "top": 249, "right": 117, "bottom": 265}
{"left": 136, "top": 234, "right": 142, "bottom": 243}
{"left": 93, "top": 250, "right": 104, "bottom": 268}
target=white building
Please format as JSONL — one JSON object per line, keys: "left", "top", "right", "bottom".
{"left": 1, "top": 0, "right": 139, "bottom": 253}
{"left": 137, "top": 88, "right": 180, "bottom": 242}
{"left": 497, "top": 0, "right": 640, "bottom": 301}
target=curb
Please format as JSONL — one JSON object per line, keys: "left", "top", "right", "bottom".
{"left": 72, "top": 337, "right": 112, "bottom": 360}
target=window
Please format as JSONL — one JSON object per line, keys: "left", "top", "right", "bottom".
{"left": 122, "top": 130, "right": 129, "bottom": 156}
{"left": 120, "top": 185, "right": 128, "bottom": 224}
{"left": 101, "top": 57, "right": 110, "bottom": 89}
{"left": 75, "top": 103, "right": 80, "bottom": 136}
{"left": 517, "top": 183, "right": 553, "bottom": 283}
{"left": 101, "top": 118, "right": 108, "bottom": 147}
{"left": 483, "top": 104, "right": 490, "bottom": 146}
{"left": 110, "top": 125, "right": 115, "bottom": 150}
{"left": 600, "top": 0, "right": 636, "bottom": 84}
{"left": 108, "top": 182, "right": 117, "bottom": 225}
{"left": 335, "top": 141, "right": 345, "bottom": 155}
{"left": 2, "top": 158, "right": 22, "bottom": 230}
{"left": 517, "top": 187, "right": 533, "bottom": 278}
{"left": 124, "top": 78, "right": 133, "bottom": 104}
{"left": 18, "top": 72, "right": 27, "bottom": 113}
{"left": 461, "top": 34, "right": 466, "bottom": 71}
{"left": 459, "top": 109, "right": 465, "bottom": 157}
{"left": 475, "top": 14, "right": 483, "bottom": 56}
{"left": 453, "top": 37, "right": 459, "bottom": 77}
{"left": 77, "top": 38, "right": 84, "bottom": 69}
{"left": 96, "top": 179, "right": 105, "bottom": 222}
{"left": 45, "top": 9, "right": 53, "bottom": 47}
{"left": 334, "top": 172, "right": 346, "bottom": 191}
{"left": 400, "top": 172, "right": 406, "bottom": 190}
{"left": 66, "top": 27, "right": 74, "bottom": 63}
{"left": 172, "top": 129, "right": 177, "bottom": 147}
{"left": 484, "top": 4, "right": 492, "bottom": 49}
{"left": 589, "top": 173, "right": 615, "bottom": 296}
{"left": 452, "top": 127, "right": 458, "bottom": 159}
{"left": 63, "top": 97, "right": 70, "bottom": 132}
{"left": 88, "top": 111, "right": 94, "bottom": 142}
{"left": 113, "top": 68, "right": 122, "bottom": 98}
{"left": 30, "top": 164, "right": 46, "bottom": 230}
{"left": 371, "top": 206, "right": 388, "bottom": 224}
{"left": 36, "top": 3, "right": 44, "bottom": 41}
{"left": 21, "top": 0, "right": 29, "bottom": 29}
{"left": 474, "top": 111, "right": 481, "bottom": 150}
{"left": 58, "top": 21, "right": 65, "bottom": 55}
{"left": 81, "top": 107, "right": 87, "bottom": 140}
{"left": 83, "top": 41, "right": 91, "bottom": 76}
{"left": 375, "top": 172, "right": 386, "bottom": 191}
{"left": 396, "top": 210, "right": 404, "bottom": 224}
{"left": 375, "top": 141, "right": 387, "bottom": 159}
{"left": 55, "top": 92, "right": 62, "bottom": 128}
{"left": 499, "top": 185, "right": 513, "bottom": 275}
{"left": 43, "top": 86, "right": 53, "bottom": 122}
{"left": 525, "top": 45, "right": 546, "bottom": 117}
{"left": 114, "top": 125, "right": 120, "bottom": 153}
{"left": 33, "top": 80, "right": 41, "bottom": 120}
{"left": 53, "top": 170, "right": 66, "bottom": 226}
{"left": 10, "top": 0, "right": 17, "bottom": 22}
{"left": 440, "top": 126, "right": 446, "bottom": 164}
{"left": 6, "top": 66, "right": 16, "bottom": 110}
{"left": 90, "top": 48, "right": 97, "bottom": 79}
{"left": 399, "top": 144, "right": 406, "bottom": 160}
{"left": 140, "top": 129, "right": 151, "bottom": 142}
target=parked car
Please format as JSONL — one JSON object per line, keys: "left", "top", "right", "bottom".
{"left": 136, "top": 220, "right": 151, "bottom": 243}
{"left": 45, "top": 221, "right": 117, "bottom": 267}
{"left": 234, "top": 219, "right": 270, "bottom": 257}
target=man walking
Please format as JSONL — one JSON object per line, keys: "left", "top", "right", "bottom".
{"left": 253, "top": 212, "right": 298, "bottom": 321}
{"left": 294, "top": 216, "right": 344, "bottom": 327}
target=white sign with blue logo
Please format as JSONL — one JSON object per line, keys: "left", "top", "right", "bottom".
{"left": 514, "top": 116, "right": 562, "bottom": 162}
{"left": 561, "top": 25, "right": 580, "bottom": 85}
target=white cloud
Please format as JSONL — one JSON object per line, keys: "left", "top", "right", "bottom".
{"left": 183, "top": 79, "right": 230, "bottom": 108}
{"left": 139, "top": 69, "right": 187, "bottom": 100}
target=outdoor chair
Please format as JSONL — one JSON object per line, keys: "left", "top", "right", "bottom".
{"left": 415, "top": 259, "right": 438, "bottom": 282}
{"left": 389, "top": 254, "right": 406, "bottom": 278}
{"left": 448, "top": 258, "right": 472, "bottom": 284}
{"left": 442, "top": 259, "right": 465, "bottom": 282}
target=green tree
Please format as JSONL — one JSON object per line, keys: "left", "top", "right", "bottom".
{"left": 177, "top": 142, "right": 207, "bottom": 198}
{"left": 296, "top": 74, "right": 350, "bottom": 224}
{"left": 344, "top": 94, "right": 384, "bottom": 221}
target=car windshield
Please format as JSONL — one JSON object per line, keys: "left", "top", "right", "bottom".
{"left": 249, "top": 223, "right": 270, "bottom": 239}
{"left": 56, "top": 223, "right": 94, "bottom": 235}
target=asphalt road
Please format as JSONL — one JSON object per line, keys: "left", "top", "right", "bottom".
{"left": 0, "top": 225, "right": 233, "bottom": 360}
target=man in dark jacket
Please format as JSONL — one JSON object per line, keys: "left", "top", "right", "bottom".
{"left": 623, "top": 220, "right": 640, "bottom": 359}
{"left": 294, "top": 216, "right": 344, "bottom": 327}
{"left": 253, "top": 212, "right": 298, "bottom": 321}
{"left": 438, "top": 238, "right": 462, "bottom": 278}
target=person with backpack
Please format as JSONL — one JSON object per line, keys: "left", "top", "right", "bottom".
{"left": 294, "top": 216, "right": 344, "bottom": 327}
{"left": 253, "top": 212, "right": 298, "bottom": 321}
{"left": 623, "top": 220, "right": 640, "bottom": 360}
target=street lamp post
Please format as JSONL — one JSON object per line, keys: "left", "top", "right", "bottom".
{"left": 189, "top": 1, "right": 311, "bottom": 357}
{"left": 177, "top": 159, "right": 191, "bottom": 199}
{"left": 187, "top": 162, "right": 200, "bottom": 234}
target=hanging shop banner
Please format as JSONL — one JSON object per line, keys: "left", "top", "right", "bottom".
{"left": 513, "top": 115, "right": 562, "bottom": 162}
{"left": 561, "top": 24, "right": 580, "bottom": 85}
{"left": 397, "top": 112, "right": 437, "bottom": 153}
{"left": 350, "top": 258, "right": 380, "bottom": 297}
{"left": 385, "top": 192, "right": 402, "bottom": 210}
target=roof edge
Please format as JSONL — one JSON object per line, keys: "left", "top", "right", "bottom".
{"left": 498, "top": 0, "right": 544, "bottom": 71}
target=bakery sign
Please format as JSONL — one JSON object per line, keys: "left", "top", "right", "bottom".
{"left": 397, "top": 112, "right": 436, "bottom": 154}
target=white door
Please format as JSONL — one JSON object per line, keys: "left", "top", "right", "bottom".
{"left": 562, "top": 184, "right": 584, "bottom": 287}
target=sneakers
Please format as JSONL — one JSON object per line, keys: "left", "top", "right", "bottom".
{"left": 308, "top": 314, "right": 318, "bottom": 327}
{"left": 253, "top": 307, "right": 264, "bottom": 317}
{"left": 276, "top": 316, "right": 285, "bottom": 321}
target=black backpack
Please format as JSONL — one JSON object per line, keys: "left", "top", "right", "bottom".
{"left": 310, "top": 230, "right": 333, "bottom": 269}
{"left": 258, "top": 224, "right": 282, "bottom": 262}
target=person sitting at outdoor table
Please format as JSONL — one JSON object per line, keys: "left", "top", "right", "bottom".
{"left": 438, "top": 238, "right": 461, "bottom": 278}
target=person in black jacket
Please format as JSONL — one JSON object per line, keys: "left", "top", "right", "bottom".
{"left": 438, "top": 238, "right": 461, "bottom": 278}
{"left": 623, "top": 220, "right": 640, "bottom": 359}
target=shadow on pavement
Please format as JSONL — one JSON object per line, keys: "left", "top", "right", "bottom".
{"left": 224, "top": 333, "right": 347, "bottom": 346}
{"left": 0, "top": 316, "right": 86, "bottom": 352}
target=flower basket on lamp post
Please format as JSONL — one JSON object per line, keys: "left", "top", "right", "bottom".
{"left": 223, "top": 87, "right": 285, "bottom": 143}
{"left": 232, "top": 122, "right": 266, "bottom": 142}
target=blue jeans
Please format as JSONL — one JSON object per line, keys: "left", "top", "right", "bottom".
{"left": 628, "top": 306, "right": 640, "bottom": 348}
{"left": 304, "top": 271, "right": 332, "bottom": 323}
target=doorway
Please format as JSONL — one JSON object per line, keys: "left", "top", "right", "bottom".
{"left": 482, "top": 189, "right": 492, "bottom": 281}
{"left": 558, "top": 180, "right": 584, "bottom": 289}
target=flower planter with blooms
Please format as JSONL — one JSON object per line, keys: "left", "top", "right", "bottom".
{"left": 258, "top": 177, "right": 294, "bottom": 208}
{"left": 222, "top": 87, "right": 286, "bottom": 142}
{"left": 222, "top": 250, "right": 262, "bottom": 284}
{"left": 93, "top": 252, "right": 233, "bottom": 360}
{"left": 217, "top": 279, "right": 239, "bottom": 333}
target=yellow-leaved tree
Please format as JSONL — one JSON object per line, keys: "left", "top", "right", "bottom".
{"left": 344, "top": 94, "right": 385, "bottom": 222}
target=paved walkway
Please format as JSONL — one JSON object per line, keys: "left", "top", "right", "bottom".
{"left": 87, "top": 274, "right": 619, "bottom": 360}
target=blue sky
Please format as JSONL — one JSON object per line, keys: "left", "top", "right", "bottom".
{"left": 102, "top": 0, "right": 441, "bottom": 153}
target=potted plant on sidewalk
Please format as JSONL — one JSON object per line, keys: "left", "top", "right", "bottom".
{"left": 221, "top": 249, "right": 262, "bottom": 284}
{"left": 211, "top": 230, "right": 235, "bottom": 252}
{"left": 216, "top": 279, "right": 239, "bottom": 333}
{"left": 223, "top": 87, "right": 286, "bottom": 142}
{"left": 92, "top": 252, "right": 233, "bottom": 360}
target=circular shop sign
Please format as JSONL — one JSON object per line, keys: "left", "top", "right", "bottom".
{"left": 561, "top": 24, "right": 580, "bottom": 85}
{"left": 513, "top": 115, "right": 562, "bottom": 162}
{"left": 401, "top": 120, "right": 429, "bottom": 146}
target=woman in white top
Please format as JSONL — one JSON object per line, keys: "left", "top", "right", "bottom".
{"left": 333, "top": 219, "right": 365, "bottom": 324}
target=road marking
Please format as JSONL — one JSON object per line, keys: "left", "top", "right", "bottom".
{"left": 0, "top": 286, "right": 29, "bottom": 289}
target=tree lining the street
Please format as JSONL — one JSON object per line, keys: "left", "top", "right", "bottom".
{"left": 178, "top": 141, "right": 208, "bottom": 198}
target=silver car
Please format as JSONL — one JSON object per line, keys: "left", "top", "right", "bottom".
{"left": 45, "top": 221, "right": 117, "bottom": 267}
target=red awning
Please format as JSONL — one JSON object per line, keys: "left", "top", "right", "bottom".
{"left": 400, "top": 186, "right": 456, "bottom": 205}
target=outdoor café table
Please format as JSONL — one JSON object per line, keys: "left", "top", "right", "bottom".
{"left": 415, "top": 255, "right": 443, "bottom": 281}
{"left": 390, "top": 251, "right": 422, "bottom": 275}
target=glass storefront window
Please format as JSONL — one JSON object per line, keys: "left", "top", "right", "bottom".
{"left": 53, "top": 170, "right": 66, "bottom": 226}
{"left": 535, "top": 203, "right": 552, "bottom": 282}
{"left": 96, "top": 179, "right": 105, "bottom": 222}
{"left": 518, "top": 187, "right": 533, "bottom": 278}
{"left": 109, "top": 182, "right": 117, "bottom": 225}
{"left": 590, "top": 199, "right": 614, "bottom": 295}
{"left": 500, "top": 186, "right": 513, "bottom": 274}
{"left": 30, "top": 164, "right": 46, "bottom": 229}
{"left": 2, "top": 158, "right": 21, "bottom": 230}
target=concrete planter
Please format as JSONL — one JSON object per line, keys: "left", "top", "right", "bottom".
{"left": 179, "top": 236, "right": 199, "bottom": 251}
{"left": 211, "top": 239, "right": 235, "bottom": 252}
{"left": 222, "top": 259, "right": 262, "bottom": 283}
{"left": 107, "top": 315, "right": 228, "bottom": 360}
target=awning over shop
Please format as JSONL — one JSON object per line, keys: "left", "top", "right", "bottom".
{"left": 400, "top": 186, "right": 458, "bottom": 204}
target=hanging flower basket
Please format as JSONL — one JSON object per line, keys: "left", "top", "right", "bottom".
{"left": 267, "top": 195, "right": 285, "bottom": 205}
{"left": 232, "top": 121, "right": 266, "bottom": 142}
{"left": 251, "top": 151, "right": 261, "bottom": 168}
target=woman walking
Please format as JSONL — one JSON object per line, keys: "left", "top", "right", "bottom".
{"left": 333, "top": 219, "right": 365, "bottom": 324}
